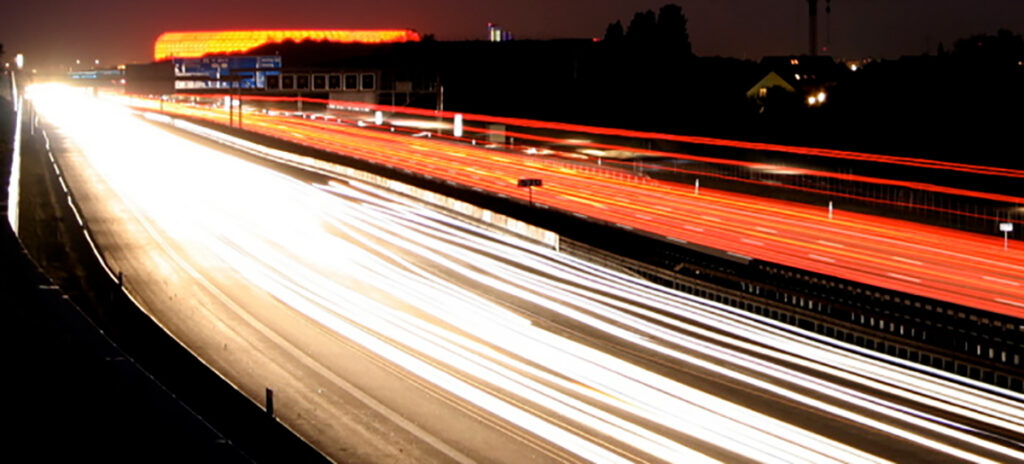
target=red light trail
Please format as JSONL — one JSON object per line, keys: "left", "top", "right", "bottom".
{"left": 179, "top": 93, "right": 1024, "bottom": 211}
{"left": 217, "top": 94, "right": 1024, "bottom": 179}
{"left": 129, "top": 97, "right": 1024, "bottom": 318}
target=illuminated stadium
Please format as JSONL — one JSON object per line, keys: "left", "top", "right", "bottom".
{"left": 153, "top": 29, "right": 422, "bottom": 61}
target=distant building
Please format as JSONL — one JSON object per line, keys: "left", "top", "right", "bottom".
{"left": 124, "top": 62, "right": 174, "bottom": 95}
{"left": 745, "top": 71, "right": 795, "bottom": 99}
{"left": 487, "top": 23, "right": 513, "bottom": 42}
{"left": 153, "top": 29, "right": 422, "bottom": 61}
{"left": 122, "top": 31, "right": 598, "bottom": 115}
{"left": 748, "top": 55, "right": 840, "bottom": 107}
{"left": 173, "top": 56, "right": 281, "bottom": 90}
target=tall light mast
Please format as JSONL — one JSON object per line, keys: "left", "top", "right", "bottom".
{"left": 808, "top": 0, "right": 818, "bottom": 56}
{"left": 807, "top": 0, "right": 833, "bottom": 56}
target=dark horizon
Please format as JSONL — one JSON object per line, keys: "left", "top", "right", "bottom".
{"left": 2, "top": 0, "right": 1023, "bottom": 69}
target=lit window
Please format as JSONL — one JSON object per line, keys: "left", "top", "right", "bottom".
{"left": 758, "top": 88, "right": 767, "bottom": 97}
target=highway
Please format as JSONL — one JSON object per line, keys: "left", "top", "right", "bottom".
{"left": 30, "top": 84, "right": 1024, "bottom": 462}
{"left": 134, "top": 96, "right": 1024, "bottom": 318}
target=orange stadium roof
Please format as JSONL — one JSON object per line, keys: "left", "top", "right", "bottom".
{"left": 154, "top": 29, "right": 422, "bottom": 61}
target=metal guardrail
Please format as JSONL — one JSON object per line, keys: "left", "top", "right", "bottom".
{"left": 560, "top": 237, "right": 1024, "bottom": 393}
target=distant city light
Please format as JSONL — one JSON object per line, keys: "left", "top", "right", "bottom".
{"left": 153, "top": 29, "right": 423, "bottom": 61}
{"left": 487, "top": 23, "right": 513, "bottom": 42}
{"left": 807, "top": 96, "right": 818, "bottom": 105}
{"left": 817, "top": 91, "right": 827, "bottom": 103}
{"left": 95, "top": 59, "right": 100, "bottom": 65}
{"left": 15, "top": 53, "right": 24, "bottom": 70}
{"left": 849, "top": 63, "right": 858, "bottom": 71}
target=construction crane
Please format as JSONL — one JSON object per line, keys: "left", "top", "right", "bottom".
{"left": 806, "top": 0, "right": 832, "bottom": 56}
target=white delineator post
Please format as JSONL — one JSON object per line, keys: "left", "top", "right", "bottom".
{"left": 1000, "top": 222, "right": 1014, "bottom": 250}
{"left": 453, "top": 113, "right": 464, "bottom": 138}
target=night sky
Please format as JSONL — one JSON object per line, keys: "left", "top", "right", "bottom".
{"left": 2, "top": 0, "right": 1022, "bottom": 69}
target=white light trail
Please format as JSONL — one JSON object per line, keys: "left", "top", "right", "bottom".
{"left": 30, "top": 83, "right": 1024, "bottom": 463}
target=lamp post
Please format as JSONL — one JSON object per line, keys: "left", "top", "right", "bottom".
{"left": 517, "top": 178, "right": 543, "bottom": 206}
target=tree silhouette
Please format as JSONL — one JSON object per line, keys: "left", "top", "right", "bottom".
{"left": 953, "top": 29, "right": 1024, "bottom": 67}
{"left": 604, "top": 20, "right": 624, "bottom": 43}
{"left": 608, "top": 4, "right": 693, "bottom": 56}
{"left": 657, "top": 4, "right": 692, "bottom": 56}
{"left": 626, "top": 10, "right": 657, "bottom": 43}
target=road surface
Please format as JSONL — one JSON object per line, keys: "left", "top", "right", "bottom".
{"left": 29, "top": 84, "right": 1024, "bottom": 463}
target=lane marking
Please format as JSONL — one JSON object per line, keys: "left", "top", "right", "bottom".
{"left": 817, "top": 240, "right": 845, "bottom": 248}
{"left": 741, "top": 238, "right": 764, "bottom": 246}
{"left": 995, "top": 298, "right": 1024, "bottom": 308}
{"left": 754, "top": 227, "right": 778, "bottom": 234}
{"left": 808, "top": 254, "right": 836, "bottom": 263}
{"left": 983, "top": 276, "right": 1020, "bottom": 287}
{"left": 892, "top": 256, "right": 923, "bottom": 266}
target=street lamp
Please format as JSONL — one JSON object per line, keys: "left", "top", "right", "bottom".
{"left": 517, "top": 178, "right": 543, "bottom": 206}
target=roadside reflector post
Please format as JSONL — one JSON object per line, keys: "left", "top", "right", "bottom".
{"left": 374, "top": 110, "right": 384, "bottom": 126}
{"left": 517, "top": 178, "right": 543, "bottom": 206}
{"left": 224, "top": 95, "right": 232, "bottom": 126}
{"left": 453, "top": 113, "right": 464, "bottom": 138}
{"left": 694, "top": 178, "right": 700, "bottom": 195}
{"left": 1000, "top": 222, "right": 1013, "bottom": 250}
{"left": 829, "top": 201, "right": 834, "bottom": 220}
